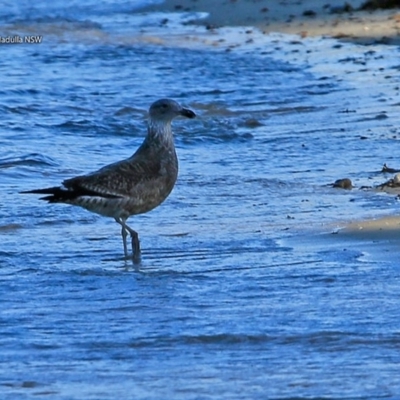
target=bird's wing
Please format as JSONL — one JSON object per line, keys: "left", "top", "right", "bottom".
{"left": 63, "top": 153, "right": 162, "bottom": 198}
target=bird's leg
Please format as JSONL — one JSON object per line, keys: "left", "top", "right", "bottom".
{"left": 115, "top": 217, "right": 130, "bottom": 260}
{"left": 125, "top": 224, "right": 141, "bottom": 264}
{"left": 121, "top": 225, "right": 129, "bottom": 259}
{"left": 115, "top": 218, "right": 141, "bottom": 264}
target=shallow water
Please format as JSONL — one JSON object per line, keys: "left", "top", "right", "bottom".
{"left": 2, "top": 1, "right": 400, "bottom": 399}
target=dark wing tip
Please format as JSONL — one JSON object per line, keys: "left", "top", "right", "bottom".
{"left": 20, "top": 186, "right": 71, "bottom": 202}
{"left": 21, "top": 184, "right": 123, "bottom": 201}
{"left": 20, "top": 187, "right": 61, "bottom": 195}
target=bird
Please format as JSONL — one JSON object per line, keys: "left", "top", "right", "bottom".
{"left": 21, "top": 98, "right": 196, "bottom": 264}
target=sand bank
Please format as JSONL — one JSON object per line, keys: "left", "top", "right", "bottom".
{"left": 344, "top": 215, "right": 400, "bottom": 236}
{"left": 335, "top": 216, "right": 400, "bottom": 256}
{"left": 142, "top": 0, "right": 400, "bottom": 45}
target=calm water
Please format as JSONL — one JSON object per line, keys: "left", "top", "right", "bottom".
{"left": 1, "top": 1, "right": 400, "bottom": 399}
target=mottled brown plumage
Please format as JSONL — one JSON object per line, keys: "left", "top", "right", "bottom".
{"left": 21, "top": 99, "right": 196, "bottom": 263}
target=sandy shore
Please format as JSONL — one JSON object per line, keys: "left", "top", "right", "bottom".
{"left": 336, "top": 215, "right": 400, "bottom": 256}
{"left": 142, "top": 0, "right": 400, "bottom": 45}
{"left": 343, "top": 215, "right": 400, "bottom": 236}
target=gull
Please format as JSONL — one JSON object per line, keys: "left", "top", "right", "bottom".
{"left": 21, "top": 98, "right": 196, "bottom": 264}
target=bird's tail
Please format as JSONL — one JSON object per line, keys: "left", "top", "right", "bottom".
{"left": 21, "top": 186, "right": 122, "bottom": 202}
{"left": 20, "top": 186, "right": 74, "bottom": 202}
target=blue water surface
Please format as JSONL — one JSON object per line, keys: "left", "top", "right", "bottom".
{"left": 1, "top": 1, "right": 400, "bottom": 399}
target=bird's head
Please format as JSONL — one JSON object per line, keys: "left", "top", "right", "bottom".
{"left": 149, "top": 99, "right": 196, "bottom": 122}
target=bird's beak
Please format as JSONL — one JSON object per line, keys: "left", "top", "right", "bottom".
{"left": 180, "top": 107, "right": 196, "bottom": 119}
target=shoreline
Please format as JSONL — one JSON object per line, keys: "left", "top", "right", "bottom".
{"left": 141, "top": 0, "right": 400, "bottom": 45}
{"left": 139, "top": 0, "right": 400, "bottom": 245}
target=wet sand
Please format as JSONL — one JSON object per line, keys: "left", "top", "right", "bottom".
{"left": 344, "top": 215, "right": 400, "bottom": 237}
{"left": 335, "top": 216, "right": 400, "bottom": 262}
{"left": 143, "top": 0, "right": 400, "bottom": 45}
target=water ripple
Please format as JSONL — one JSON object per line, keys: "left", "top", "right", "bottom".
{"left": 0, "top": 153, "right": 58, "bottom": 169}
